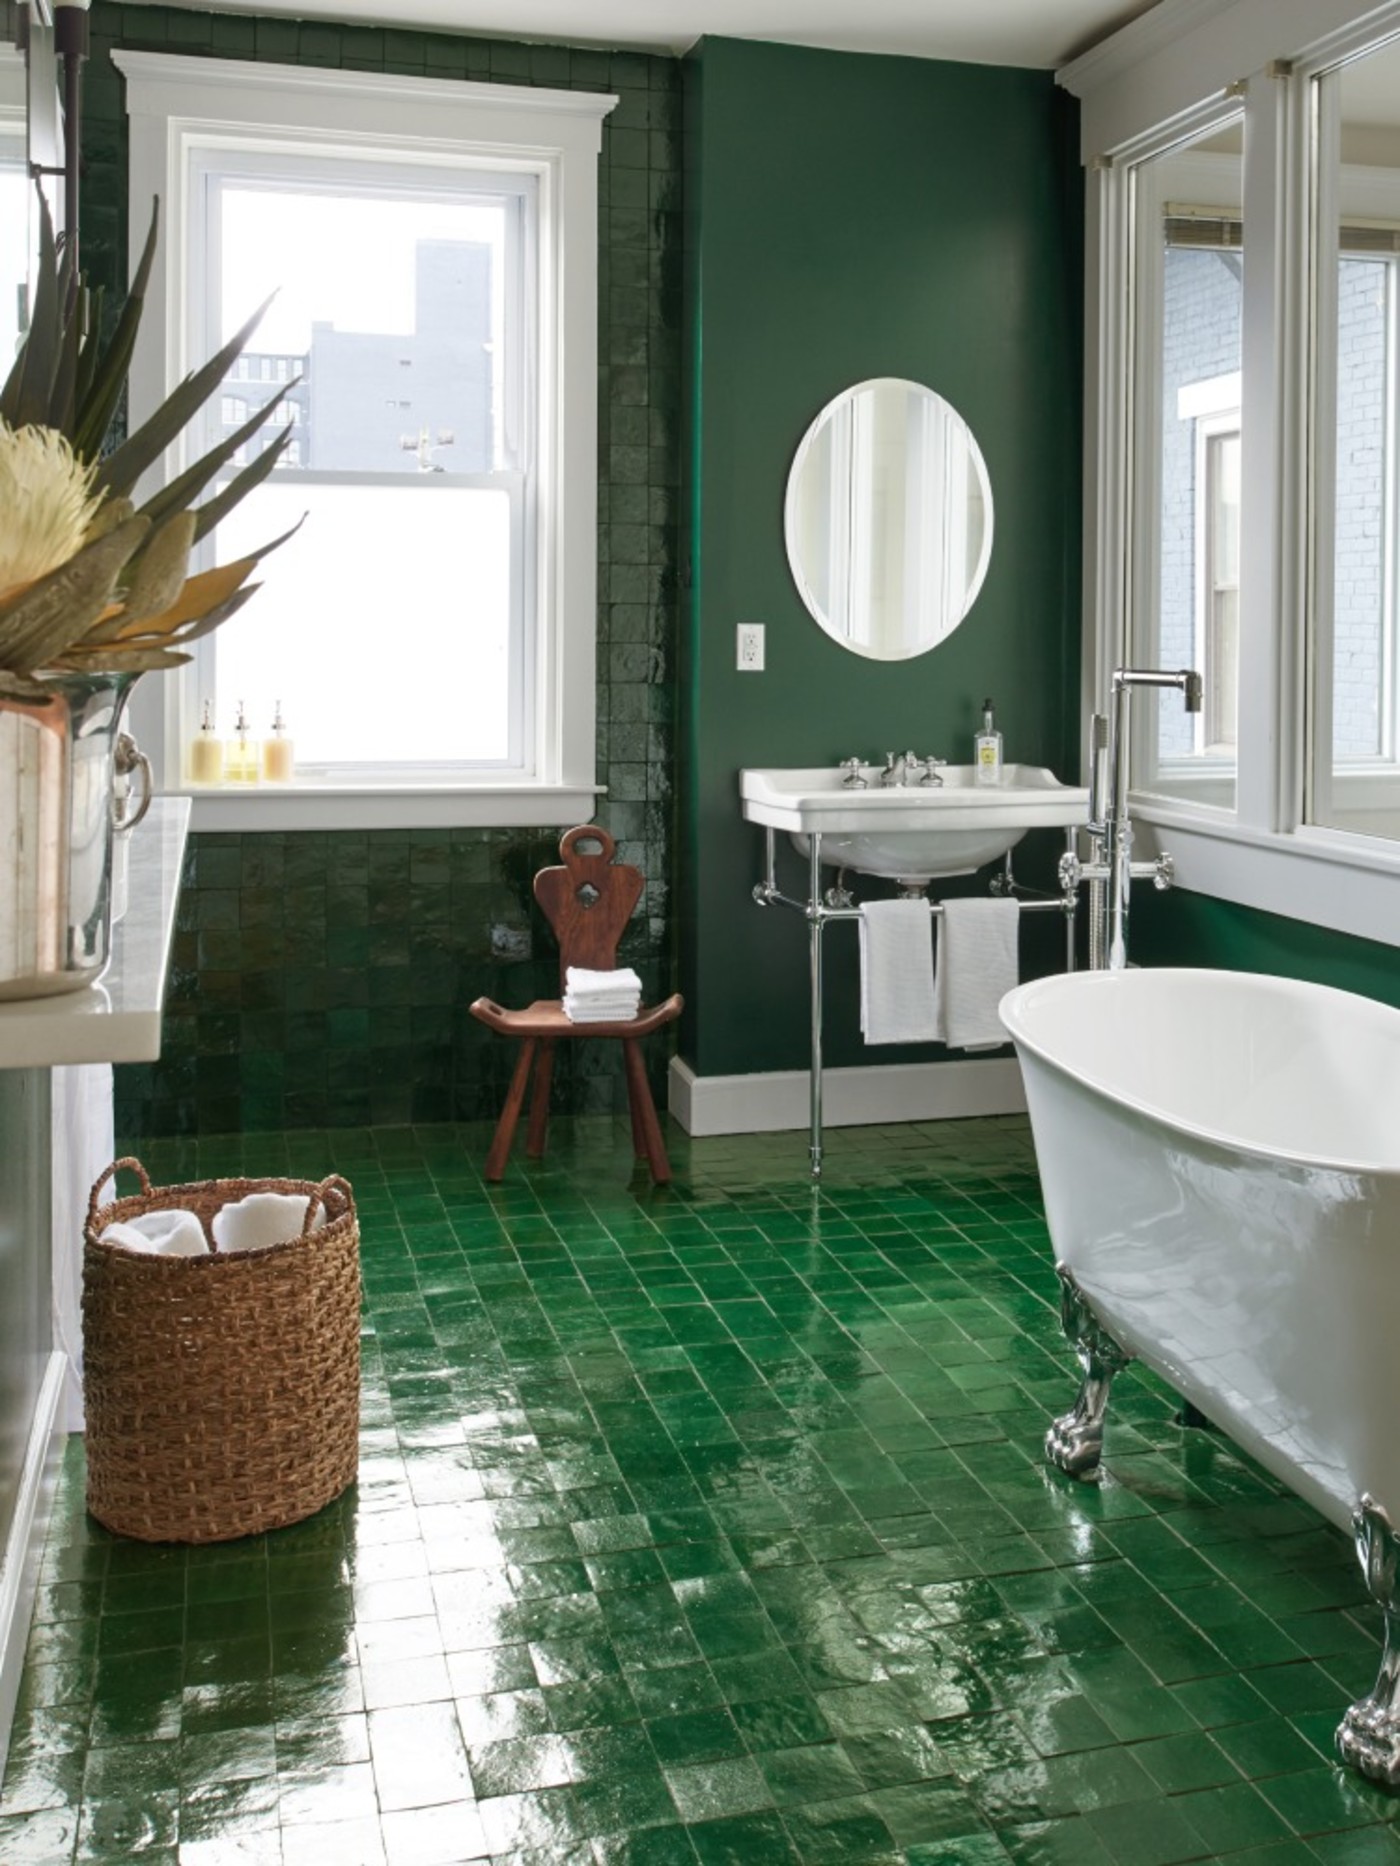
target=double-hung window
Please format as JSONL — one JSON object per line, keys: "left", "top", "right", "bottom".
{"left": 1066, "top": 0, "right": 1400, "bottom": 949}
{"left": 0, "top": 47, "right": 26, "bottom": 370}
{"left": 117, "top": 53, "right": 614, "bottom": 828}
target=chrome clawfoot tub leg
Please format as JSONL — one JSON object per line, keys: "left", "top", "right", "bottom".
{"left": 1337, "top": 1495, "right": 1400, "bottom": 1787}
{"left": 1045, "top": 1264, "right": 1133, "bottom": 1480}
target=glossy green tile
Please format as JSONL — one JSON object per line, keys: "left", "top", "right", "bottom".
{"left": 20, "top": 1115, "right": 1393, "bottom": 1863}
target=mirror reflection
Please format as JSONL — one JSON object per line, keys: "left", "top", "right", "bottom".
{"left": 784, "top": 377, "right": 992, "bottom": 660}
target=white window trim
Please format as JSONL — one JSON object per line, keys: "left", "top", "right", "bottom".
{"left": 1063, "top": 0, "right": 1400, "bottom": 951}
{"left": 115, "top": 50, "right": 615, "bottom": 832}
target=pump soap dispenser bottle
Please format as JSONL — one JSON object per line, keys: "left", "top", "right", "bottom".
{"left": 189, "top": 701, "right": 224, "bottom": 784}
{"left": 228, "top": 700, "right": 259, "bottom": 783}
{"left": 262, "top": 701, "right": 295, "bottom": 782}
{"left": 974, "top": 697, "right": 1003, "bottom": 786}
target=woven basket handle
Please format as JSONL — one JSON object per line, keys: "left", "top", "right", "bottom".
{"left": 303, "top": 1173, "right": 353, "bottom": 1234}
{"left": 87, "top": 1157, "right": 154, "bottom": 1228}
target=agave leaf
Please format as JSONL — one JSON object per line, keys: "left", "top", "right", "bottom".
{"left": 47, "top": 278, "right": 84, "bottom": 437}
{"left": 153, "top": 581, "right": 262, "bottom": 647}
{"left": 108, "top": 557, "right": 254, "bottom": 642}
{"left": 110, "top": 515, "right": 303, "bottom": 643}
{"left": 73, "top": 202, "right": 162, "bottom": 462}
{"left": 82, "top": 496, "right": 136, "bottom": 546}
{"left": 117, "top": 512, "right": 197, "bottom": 628}
{"left": 1, "top": 191, "right": 61, "bottom": 429}
{"left": 55, "top": 644, "right": 192, "bottom": 672}
{"left": 193, "top": 425, "right": 293, "bottom": 543}
{"left": 0, "top": 670, "right": 56, "bottom": 702}
{"left": 70, "top": 601, "right": 135, "bottom": 648}
{"left": 0, "top": 514, "right": 150, "bottom": 674}
{"left": 140, "top": 384, "right": 294, "bottom": 532}
{"left": 93, "top": 289, "right": 275, "bottom": 501}
{"left": 73, "top": 282, "right": 104, "bottom": 415}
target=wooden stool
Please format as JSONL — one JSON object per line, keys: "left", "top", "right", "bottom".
{"left": 469, "top": 826, "right": 684, "bottom": 1182}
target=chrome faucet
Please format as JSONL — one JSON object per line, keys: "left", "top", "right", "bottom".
{"left": 1058, "top": 668, "right": 1199, "bottom": 970}
{"left": 1104, "top": 668, "right": 1200, "bottom": 970}
{"left": 879, "top": 751, "right": 945, "bottom": 788}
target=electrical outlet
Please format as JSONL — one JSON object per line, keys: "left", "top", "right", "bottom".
{"left": 737, "top": 623, "right": 765, "bottom": 671}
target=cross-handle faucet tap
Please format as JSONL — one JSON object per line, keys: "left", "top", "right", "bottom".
{"left": 879, "top": 751, "right": 944, "bottom": 787}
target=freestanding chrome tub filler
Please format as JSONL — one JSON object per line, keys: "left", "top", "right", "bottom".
{"left": 1000, "top": 966, "right": 1400, "bottom": 1788}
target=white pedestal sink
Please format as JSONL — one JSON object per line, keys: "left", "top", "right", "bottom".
{"left": 740, "top": 764, "right": 1090, "bottom": 883}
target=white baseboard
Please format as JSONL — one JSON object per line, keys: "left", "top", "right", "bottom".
{"left": 668, "top": 1055, "right": 1026, "bottom": 1136}
{"left": 0, "top": 1353, "right": 67, "bottom": 1780}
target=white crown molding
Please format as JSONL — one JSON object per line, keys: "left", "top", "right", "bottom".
{"left": 111, "top": 49, "right": 618, "bottom": 123}
{"left": 1058, "top": 0, "right": 1230, "bottom": 96}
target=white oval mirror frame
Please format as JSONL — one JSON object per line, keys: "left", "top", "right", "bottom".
{"left": 784, "top": 377, "right": 994, "bottom": 661}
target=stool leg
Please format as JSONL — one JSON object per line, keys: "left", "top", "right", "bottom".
{"left": 527, "top": 1040, "right": 556, "bottom": 1158}
{"left": 623, "top": 1040, "right": 671, "bottom": 1185}
{"left": 486, "top": 1039, "right": 536, "bottom": 1182}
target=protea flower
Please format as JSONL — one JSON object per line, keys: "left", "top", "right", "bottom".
{"left": 0, "top": 196, "right": 295, "bottom": 688}
{"left": 0, "top": 423, "right": 107, "bottom": 601}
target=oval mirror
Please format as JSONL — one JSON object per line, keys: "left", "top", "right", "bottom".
{"left": 784, "top": 378, "right": 993, "bottom": 660}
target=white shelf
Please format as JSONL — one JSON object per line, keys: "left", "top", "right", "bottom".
{"left": 0, "top": 798, "right": 190, "bottom": 1069}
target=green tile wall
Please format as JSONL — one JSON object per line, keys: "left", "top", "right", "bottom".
{"left": 75, "top": 2, "right": 682, "bottom": 1134}
{"left": 117, "top": 829, "right": 676, "bottom": 1132}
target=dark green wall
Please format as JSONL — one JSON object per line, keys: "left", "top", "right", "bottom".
{"left": 72, "top": 11, "right": 1090, "bottom": 1128}
{"left": 680, "top": 38, "right": 1083, "bottom": 1078}
{"left": 81, "top": 3, "right": 682, "bottom": 1134}
{"left": 1130, "top": 886, "right": 1400, "bottom": 1009}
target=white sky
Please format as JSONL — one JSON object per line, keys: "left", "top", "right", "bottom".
{"left": 220, "top": 188, "right": 505, "bottom": 355}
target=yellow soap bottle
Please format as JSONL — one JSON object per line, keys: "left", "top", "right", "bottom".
{"left": 262, "top": 701, "right": 295, "bottom": 783}
{"left": 189, "top": 701, "right": 224, "bottom": 784}
{"left": 228, "top": 699, "right": 259, "bottom": 783}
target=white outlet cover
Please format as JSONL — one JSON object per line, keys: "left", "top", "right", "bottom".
{"left": 737, "top": 623, "right": 765, "bottom": 671}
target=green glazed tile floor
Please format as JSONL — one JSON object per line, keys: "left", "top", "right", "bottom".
{"left": 5, "top": 1114, "right": 1400, "bottom": 1864}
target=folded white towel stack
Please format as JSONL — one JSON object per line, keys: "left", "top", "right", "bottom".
{"left": 936, "top": 897, "right": 1020, "bottom": 1050}
{"left": 859, "top": 899, "right": 941, "bottom": 1045}
{"left": 212, "top": 1190, "right": 327, "bottom": 1254}
{"left": 563, "top": 965, "right": 643, "bottom": 1023}
{"left": 100, "top": 1209, "right": 210, "bottom": 1257}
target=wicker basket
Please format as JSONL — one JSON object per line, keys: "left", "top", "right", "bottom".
{"left": 82, "top": 1157, "right": 361, "bottom": 1544}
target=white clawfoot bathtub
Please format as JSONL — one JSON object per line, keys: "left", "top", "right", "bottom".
{"left": 999, "top": 966, "right": 1400, "bottom": 1787}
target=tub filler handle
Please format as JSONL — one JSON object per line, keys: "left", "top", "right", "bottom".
{"left": 1337, "top": 1494, "right": 1400, "bottom": 1789}
{"left": 1045, "top": 1266, "right": 1134, "bottom": 1480}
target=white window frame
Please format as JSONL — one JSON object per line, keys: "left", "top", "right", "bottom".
{"left": 116, "top": 51, "right": 614, "bottom": 831}
{"left": 1063, "top": 0, "right": 1400, "bottom": 952}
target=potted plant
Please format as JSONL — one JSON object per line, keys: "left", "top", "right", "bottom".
{"left": 0, "top": 197, "right": 293, "bottom": 999}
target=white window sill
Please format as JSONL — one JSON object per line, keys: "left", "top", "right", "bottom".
{"left": 1132, "top": 797, "right": 1400, "bottom": 949}
{"left": 174, "top": 782, "right": 603, "bottom": 833}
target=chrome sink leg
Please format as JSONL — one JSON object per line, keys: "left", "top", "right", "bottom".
{"left": 1045, "top": 1265, "right": 1133, "bottom": 1479}
{"left": 809, "top": 830, "right": 825, "bottom": 1178}
{"left": 1337, "top": 1495, "right": 1400, "bottom": 1787}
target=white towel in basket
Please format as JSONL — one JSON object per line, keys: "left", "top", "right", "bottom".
{"left": 213, "top": 1191, "right": 327, "bottom": 1254}
{"left": 100, "top": 1209, "right": 209, "bottom": 1256}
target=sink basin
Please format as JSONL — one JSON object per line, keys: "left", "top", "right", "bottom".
{"left": 740, "top": 763, "right": 1090, "bottom": 882}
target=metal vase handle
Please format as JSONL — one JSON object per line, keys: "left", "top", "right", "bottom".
{"left": 112, "top": 732, "right": 154, "bottom": 835}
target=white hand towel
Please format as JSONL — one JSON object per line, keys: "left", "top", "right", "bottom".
{"left": 212, "top": 1191, "right": 327, "bottom": 1254}
{"left": 565, "top": 966, "right": 642, "bottom": 996}
{"left": 936, "top": 897, "right": 1020, "bottom": 1050}
{"left": 858, "top": 899, "right": 941, "bottom": 1044}
{"left": 100, "top": 1210, "right": 209, "bottom": 1256}
{"left": 563, "top": 1002, "right": 640, "bottom": 1023}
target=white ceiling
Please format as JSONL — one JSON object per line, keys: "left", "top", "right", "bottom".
{"left": 133, "top": 0, "right": 1168, "bottom": 71}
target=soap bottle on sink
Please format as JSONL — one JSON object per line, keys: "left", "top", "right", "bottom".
{"left": 974, "top": 697, "right": 1003, "bottom": 785}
